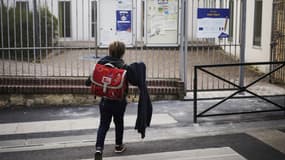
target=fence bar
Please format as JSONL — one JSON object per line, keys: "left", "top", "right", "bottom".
{"left": 45, "top": 0, "right": 48, "bottom": 76}
{"left": 195, "top": 61, "right": 285, "bottom": 68}
{"left": 7, "top": 0, "right": 11, "bottom": 75}
{"left": 32, "top": 0, "right": 36, "bottom": 75}
{"left": 179, "top": 0, "right": 185, "bottom": 82}
{"left": 87, "top": 0, "right": 91, "bottom": 76}
{"left": 76, "top": 0, "right": 78, "bottom": 40}
{"left": 63, "top": 1, "right": 66, "bottom": 76}
{"left": 26, "top": 1, "right": 30, "bottom": 75}
{"left": 13, "top": 0, "right": 17, "bottom": 76}
{"left": 198, "top": 89, "right": 241, "bottom": 116}
{"left": 82, "top": 0, "right": 85, "bottom": 77}
{"left": 39, "top": 0, "right": 43, "bottom": 76}
{"left": 184, "top": 0, "right": 188, "bottom": 91}
{"left": 200, "top": 109, "right": 285, "bottom": 117}
{"left": 239, "top": 0, "right": 247, "bottom": 87}
{"left": 193, "top": 66, "right": 198, "bottom": 123}
{"left": 245, "top": 64, "right": 285, "bottom": 88}
{"left": 1, "top": 1, "right": 4, "bottom": 75}
{"left": 19, "top": 1, "right": 24, "bottom": 75}
{"left": 76, "top": 0, "right": 79, "bottom": 77}
{"left": 51, "top": 0, "right": 54, "bottom": 76}
{"left": 246, "top": 89, "right": 285, "bottom": 109}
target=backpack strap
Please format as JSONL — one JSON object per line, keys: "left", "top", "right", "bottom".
{"left": 104, "top": 63, "right": 115, "bottom": 68}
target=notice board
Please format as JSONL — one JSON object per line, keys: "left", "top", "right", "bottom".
{"left": 146, "top": 0, "right": 179, "bottom": 46}
{"left": 98, "top": 0, "right": 133, "bottom": 47}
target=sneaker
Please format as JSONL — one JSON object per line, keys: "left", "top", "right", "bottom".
{"left": 114, "top": 144, "right": 126, "bottom": 153}
{"left": 94, "top": 150, "right": 102, "bottom": 160}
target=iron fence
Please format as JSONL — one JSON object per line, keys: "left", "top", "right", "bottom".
{"left": 0, "top": 0, "right": 270, "bottom": 92}
{"left": 0, "top": 0, "right": 181, "bottom": 79}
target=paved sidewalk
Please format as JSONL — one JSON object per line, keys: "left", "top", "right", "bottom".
{"left": 0, "top": 99, "right": 285, "bottom": 160}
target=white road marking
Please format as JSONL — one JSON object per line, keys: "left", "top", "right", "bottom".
{"left": 0, "top": 114, "right": 177, "bottom": 135}
{"left": 82, "top": 147, "right": 247, "bottom": 160}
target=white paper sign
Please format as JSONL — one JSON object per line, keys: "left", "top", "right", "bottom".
{"left": 197, "top": 8, "right": 230, "bottom": 38}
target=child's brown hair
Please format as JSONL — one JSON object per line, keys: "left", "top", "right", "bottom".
{"left": 108, "top": 41, "right": 125, "bottom": 59}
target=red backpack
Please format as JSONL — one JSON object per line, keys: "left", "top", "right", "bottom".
{"left": 90, "top": 63, "right": 127, "bottom": 100}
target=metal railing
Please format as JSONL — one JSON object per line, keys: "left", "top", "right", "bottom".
{"left": 0, "top": 0, "right": 267, "bottom": 93}
{"left": 0, "top": 0, "right": 181, "bottom": 79}
{"left": 193, "top": 61, "right": 285, "bottom": 123}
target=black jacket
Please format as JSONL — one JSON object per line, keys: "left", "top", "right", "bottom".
{"left": 127, "top": 62, "right": 152, "bottom": 138}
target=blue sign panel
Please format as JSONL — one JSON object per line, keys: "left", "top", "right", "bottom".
{"left": 198, "top": 8, "right": 230, "bottom": 19}
{"left": 116, "top": 10, "right": 132, "bottom": 32}
{"left": 197, "top": 8, "right": 230, "bottom": 38}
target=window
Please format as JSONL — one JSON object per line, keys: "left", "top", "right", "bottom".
{"left": 253, "top": 0, "right": 262, "bottom": 46}
{"left": 228, "top": 0, "right": 234, "bottom": 41}
{"left": 59, "top": 1, "right": 71, "bottom": 38}
{"left": 91, "top": 1, "right": 97, "bottom": 37}
{"left": 239, "top": 0, "right": 243, "bottom": 44}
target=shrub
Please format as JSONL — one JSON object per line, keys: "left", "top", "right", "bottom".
{"left": 0, "top": 3, "right": 58, "bottom": 61}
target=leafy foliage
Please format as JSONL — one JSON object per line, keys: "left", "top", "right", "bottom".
{"left": 0, "top": 3, "right": 58, "bottom": 61}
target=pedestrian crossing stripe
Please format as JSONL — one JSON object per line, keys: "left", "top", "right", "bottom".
{"left": 81, "top": 147, "right": 247, "bottom": 160}
{"left": 0, "top": 114, "right": 177, "bottom": 135}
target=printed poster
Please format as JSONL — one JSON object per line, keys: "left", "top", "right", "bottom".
{"left": 116, "top": 10, "right": 132, "bottom": 32}
{"left": 146, "top": 0, "right": 178, "bottom": 45}
{"left": 197, "top": 8, "right": 230, "bottom": 38}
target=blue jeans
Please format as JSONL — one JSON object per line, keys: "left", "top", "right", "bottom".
{"left": 95, "top": 98, "right": 127, "bottom": 150}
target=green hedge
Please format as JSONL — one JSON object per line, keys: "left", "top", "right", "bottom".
{"left": 0, "top": 4, "right": 58, "bottom": 61}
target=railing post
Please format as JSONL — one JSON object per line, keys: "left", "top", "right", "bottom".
{"left": 184, "top": 0, "right": 188, "bottom": 92}
{"left": 179, "top": 0, "right": 188, "bottom": 93}
{"left": 193, "top": 66, "right": 198, "bottom": 123}
{"left": 179, "top": 0, "right": 185, "bottom": 86}
{"left": 239, "top": 0, "right": 247, "bottom": 88}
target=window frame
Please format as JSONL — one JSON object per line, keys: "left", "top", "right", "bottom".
{"left": 58, "top": 1, "right": 72, "bottom": 38}
{"left": 253, "top": 0, "right": 263, "bottom": 46}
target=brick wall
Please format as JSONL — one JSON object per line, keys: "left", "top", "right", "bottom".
{"left": 0, "top": 77, "right": 185, "bottom": 107}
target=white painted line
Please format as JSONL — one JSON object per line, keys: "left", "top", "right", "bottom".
{"left": 0, "top": 114, "right": 177, "bottom": 135}
{"left": 82, "top": 147, "right": 247, "bottom": 160}
{"left": 0, "top": 123, "right": 17, "bottom": 135}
